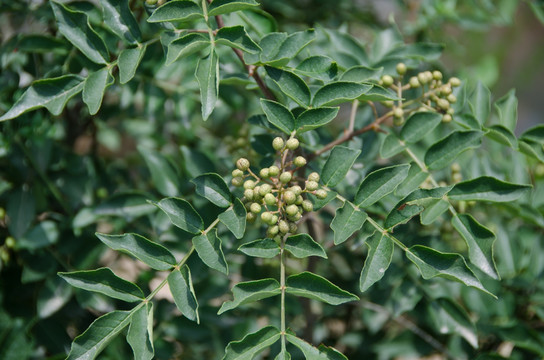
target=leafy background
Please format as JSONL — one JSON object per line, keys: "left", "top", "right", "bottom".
{"left": 0, "top": 0, "right": 543, "bottom": 359}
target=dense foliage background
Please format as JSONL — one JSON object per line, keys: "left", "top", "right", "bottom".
{"left": 0, "top": 0, "right": 543, "bottom": 359}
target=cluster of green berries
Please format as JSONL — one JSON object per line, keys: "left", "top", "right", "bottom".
{"left": 380, "top": 63, "right": 462, "bottom": 125}
{"left": 231, "top": 137, "right": 328, "bottom": 237}
{"left": 224, "top": 125, "right": 257, "bottom": 159}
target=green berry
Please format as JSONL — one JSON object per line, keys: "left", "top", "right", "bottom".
{"left": 289, "top": 222, "right": 298, "bottom": 233}
{"left": 246, "top": 212, "right": 256, "bottom": 223}
{"left": 280, "top": 172, "right": 292, "bottom": 183}
{"left": 286, "top": 204, "right": 299, "bottom": 216}
{"left": 295, "top": 195, "right": 303, "bottom": 205}
{"left": 290, "top": 185, "right": 302, "bottom": 196}
{"left": 432, "top": 71, "right": 443, "bottom": 80}
{"left": 288, "top": 212, "right": 302, "bottom": 221}
{"left": 451, "top": 163, "right": 461, "bottom": 173}
{"left": 382, "top": 100, "right": 394, "bottom": 108}
{"left": 268, "top": 166, "right": 280, "bottom": 177}
{"left": 264, "top": 193, "right": 276, "bottom": 206}
{"left": 293, "top": 156, "right": 307, "bottom": 167}
{"left": 236, "top": 158, "right": 250, "bottom": 171}
{"left": 393, "top": 107, "right": 404, "bottom": 118}
{"left": 261, "top": 211, "right": 273, "bottom": 223}
{"left": 440, "top": 85, "right": 452, "bottom": 96}
{"left": 272, "top": 137, "right": 284, "bottom": 151}
{"left": 232, "top": 176, "right": 244, "bottom": 187}
{"left": 449, "top": 77, "right": 461, "bottom": 87}
{"left": 5, "top": 236, "right": 15, "bottom": 249}
{"left": 244, "top": 180, "right": 256, "bottom": 189}
{"left": 409, "top": 76, "right": 420, "bottom": 88}
{"left": 424, "top": 71, "right": 433, "bottom": 83}
{"left": 232, "top": 169, "right": 244, "bottom": 177}
{"left": 259, "top": 184, "right": 272, "bottom": 196}
{"left": 244, "top": 189, "right": 254, "bottom": 201}
{"left": 260, "top": 168, "right": 270, "bottom": 178}
{"left": 393, "top": 115, "right": 404, "bottom": 126}
{"left": 396, "top": 63, "right": 407, "bottom": 75}
{"left": 437, "top": 98, "right": 450, "bottom": 110}
{"left": 308, "top": 172, "right": 320, "bottom": 182}
{"left": 305, "top": 180, "right": 318, "bottom": 191}
{"left": 417, "top": 72, "right": 428, "bottom": 84}
{"left": 315, "top": 189, "right": 328, "bottom": 199}
{"left": 271, "top": 214, "right": 279, "bottom": 224}
{"left": 286, "top": 138, "right": 299, "bottom": 150}
{"left": 146, "top": 0, "right": 158, "bottom": 5}
{"left": 250, "top": 203, "right": 261, "bottom": 214}
{"left": 381, "top": 75, "right": 394, "bottom": 87}
{"left": 267, "top": 225, "right": 279, "bottom": 237}
{"left": 302, "top": 200, "right": 313, "bottom": 213}
{"left": 279, "top": 220, "right": 289, "bottom": 234}
{"left": 447, "top": 94, "right": 457, "bottom": 103}
{"left": 442, "top": 114, "right": 452, "bottom": 123}
{"left": 283, "top": 190, "right": 296, "bottom": 204}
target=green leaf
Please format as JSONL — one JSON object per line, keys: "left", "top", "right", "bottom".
{"left": 354, "top": 164, "right": 411, "bottom": 207}
{"left": 429, "top": 298, "right": 478, "bottom": 349}
{"left": 521, "top": 124, "right": 544, "bottom": 143}
{"left": 100, "top": 0, "right": 141, "bottom": 44}
{"left": 218, "top": 198, "right": 247, "bottom": 239}
{"left": 192, "top": 173, "right": 232, "bottom": 208}
{"left": 168, "top": 265, "right": 199, "bottom": 322}
{"left": 166, "top": 33, "right": 210, "bottom": 65}
{"left": 147, "top": 0, "right": 203, "bottom": 22}
{"left": 127, "top": 303, "right": 154, "bottom": 360}
{"left": 155, "top": 197, "right": 204, "bottom": 234}
{"left": 494, "top": 89, "right": 518, "bottom": 132}
{"left": 385, "top": 43, "right": 444, "bottom": 61}
{"left": 296, "top": 107, "right": 339, "bottom": 133}
{"left": 420, "top": 199, "right": 449, "bottom": 225}
{"left": 0, "top": 75, "right": 84, "bottom": 121}
{"left": 192, "top": 229, "right": 228, "bottom": 274}
{"left": 238, "top": 238, "right": 280, "bottom": 258}
{"left": 359, "top": 233, "right": 394, "bottom": 292}
{"left": 285, "top": 234, "right": 327, "bottom": 258}
{"left": 37, "top": 276, "right": 72, "bottom": 319}
{"left": 274, "top": 349, "right": 291, "bottom": 360}
{"left": 196, "top": 50, "right": 219, "bottom": 120}
{"left": 470, "top": 81, "right": 491, "bottom": 125}
{"left": 357, "top": 84, "right": 400, "bottom": 101}
{"left": 58, "top": 268, "right": 145, "bottom": 302}
{"left": 50, "top": 1, "right": 109, "bottom": 64}
{"left": 118, "top": 46, "right": 147, "bottom": 84}
{"left": 18, "top": 221, "right": 59, "bottom": 251}
{"left": 138, "top": 146, "right": 180, "bottom": 197}
{"left": 341, "top": 65, "right": 383, "bottom": 82}
{"left": 312, "top": 82, "right": 372, "bottom": 107}
{"left": 322, "top": 146, "right": 361, "bottom": 187}
{"left": 255, "top": 30, "right": 316, "bottom": 66}
{"left": 96, "top": 233, "right": 177, "bottom": 271}
{"left": 294, "top": 56, "right": 338, "bottom": 81}
{"left": 330, "top": 201, "right": 368, "bottom": 245}
{"left": 216, "top": 25, "right": 260, "bottom": 54}
{"left": 406, "top": 245, "right": 495, "bottom": 297}
{"left": 286, "top": 272, "right": 359, "bottom": 305}
{"left": 519, "top": 138, "right": 544, "bottom": 162}
{"left": 265, "top": 66, "right": 310, "bottom": 107}
{"left": 485, "top": 125, "right": 517, "bottom": 148}
{"left": 452, "top": 214, "right": 499, "bottom": 280}
{"left": 260, "top": 99, "right": 295, "bottom": 134}
{"left": 286, "top": 332, "right": 348, "bottom": 360}
{"left": 394, "top": 164, "right": 429, "bottom": 197}
{"left": 223, "top": 326, "right": 281, "bottom": 360}
{"left": 66, "top": 310, "right": 133, "bottom": 360}
{"left": 400, "top": 112, "right": 443, "bottom": 143}
{"left": 218, "top": 278, "right": 281, "bottom": 314}
{"left": 448, "top": 176, "right": 531, "bottom": 202}
{"left": 83, "top": 67, "right": 114, "bottom": 115}
{"left": 380, "top": 132, "right": 404, "bottom": 159}
{"left": 208, "top": 0, "right": 259, "bottom": 16}
{"left": 424, "top": 131, "right": 483, "bottom": 170}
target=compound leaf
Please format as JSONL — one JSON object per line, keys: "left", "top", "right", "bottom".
{"left": 216, "top": 25, "right": 260, "bottom": 54}
{"left": 147, "top": 0, "right": 203, "bottom": 22}
{"left": 166, "top": 33, "right": 209, "bottom": 65}
{"left": 296, "top": 107, "right": 339, "bottom": 133}
{"left": 265, "top": 66, "right": 310, "bottom": 107}
{"left": 400, "top": 111, "right": 443, "bottom": 143}
{"left": 313, "top": 82, "right": 372, "bottom": 107}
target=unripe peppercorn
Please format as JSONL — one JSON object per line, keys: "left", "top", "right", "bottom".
{"left": 260, "top": 168, "right": 270, "bottom": 178}
{"left": 295, "top": 195, "right": 303, "bottom": 205}
{"left": 259, "top": 184, "right": 272, "bottom": 196}
{"left": 289, "top": 222, "right": 298, "bottom": 233}
{"left": 315, "top": 189, "right": 328, "bottom": 199}
{"left": 417, "top": 72, "right": 428, "bottom": 84}
{"left": 283, "top": 190, "right": 296, "bottom": 204}
{"left": 382, "top": 100, "right": 394, "bottom": 108}
{"left": 232, "top": 176, "right": 244, "bottom": 187}
{"left": 264, "top": 193, "right": 276, "bottom": 206}
{"left": 236, "top": 158, "right": 250, "bottom": 171}
{"left": 286, "top": 204, "right": 299, "bottom": 216}
{"left": 396, "top": 63, "right": 407, "bottom": 75}
{"left": 442, "top": 114, "right": 452, "bottom": 123}
{"left": 289, "top": 212, "right": 302, "bottom": 221}
{"left": 268, "top": 166, "right": 280, "bottom": 177}
{"left": 280, "top": 172, "right": 292, "bottom": 183}
{"left": 290, "top": 185, "right": 302, "bottom": 196}
{"left": 244, "top": 180, "right": 256, "bottom": 189}
{"left": 409, "top": 76, "right": 420, "bottom": 88}
{"left": 308, "top": 172, "right": 320, "bottom": 182}
{"left": 146, "top": 0, "right": 158, "bottom": 5}
{"left": 271, "top": 214, "right": 279, "bottom": 224}
{"left": 293, "top": 156, "right": 307, "bottom": 167}
{"left": 451, "top": 163, "right": 461, "bottom": 173}
{"left": 440, "top": 85, "right": 452, "bottom": 96}
{"left": 232, "top": 169, "right": 244, "bottom": 177}
{"left": 305, "top": 180, "right": 319, "bottom": 191}
{"left": 432, "top": 70, "right": 443, "bottom": 80}
{"left": 279, "top": 220, "right": 289, "bottom": 234}
{"left": 286, "top": 138, "right": 299, "bottom": 150}
{"left": 302, "top": 200, "right": 313, "bottom": 213}
{"left": 246, "top": 212, "right": 256, "bottom": 222}
{"left": 253, "top": 186, "right": 261, "bottom": 196}
{"left": 381, "top": 75, "right": 394, "bottom": 87}
{"left": 424, "top": 71, "right": 433, "bottom": 82}
{"left": 250, "top": 202, "right": 261, "bottom": 214}
{"left": 447, "top": 94, "right": 457, "bottom": 103}
{"left": 261, "top": 211, "right": 273, "bottom": 224}
{"left": 244, "top": 189, "right": 254, "bottom": 201}
{"left": 272, "top": 137, "right": 284, "bottom": 150}
{"left": 268, "top": 225, "right": 279, "bottom": 237}
{"left": 449, "top": 77, "right": 461, "bottom": 87}
{"left": 437, "top": 98, "right": 450, "bottom": 110}
{"left": 393, "top": 107, "right": 404, "bottom": 118}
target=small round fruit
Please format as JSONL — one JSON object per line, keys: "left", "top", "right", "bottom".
{"left": 308, "top": 172, "right": 320, "bottom": 182}
{"left": 437, "top": 98, "right": 450, "bottom": 110}
{"left": 396, "top": 63, "right": 407, "bottom": 75}
{"left": 393, "top": 116, "right": 404, "bottom": 126}
{"left": 236, "top": 158, "right": 250, "bottom": 171}
{"left": 244, "top": 180, "right": 256, "bottom": 189}
{"left": 271, "top": 214, "right": 279, "bottom": 224}
{"left": 272, "top": 137, "right": 285, "bottom": 151}
{"left": 5, "top": 237, "right": 15, "bottom": 249}
{"left": 232, "top": 176, "right": 244, "bottom": 187}
{"left": 261, "top": 211, "right": 273, "bottom": 224}
{"left": 440, "top": 85, "right": 452, "bottom": 96}
{"left": 289, "top": 185, "right": 302, "bottom": 196}
{"left": 246, "top": 212, "right": 256, "bottom": 222}
{"left": 315, "top": 189, "right": 328, "bottom": 199}
{"left": 295, "top": 195, "right": 303, "bottom": 205}
{"left": 382, "top": 100, "right": 394, "bottom": 108}
{"left": 451, "top": 163, "right": 461, "bottom": 173}
{"left": 286, "top": 204, "right": 299, "bottom": 216}
{"left": 279, "top": 220, "right": 289, "bottom": 234}
{"left": 259, "top": 184, "right": 272, "bottom": 196}
{"left": 280, "top": 172, "right": 292, "bottom": 183}
{"left": 301, "top": 200, "right": 313, "bottom": 213}
{"left": 146, "top": 0, "right": 158, "bottom": 5}
{"left": 393, "top": 107, "right": 404, "bottom": 118}
{"left": 409, "top": 76, "right": 420, "bottom": 88}
{"left": 267, "top": 225, "right": 279, "bottom": 237}
{"left": 449, "top": 77, "right": 461, "bottom": 87}
{"left": 432, "top": 70, "right": 443, "bottom": 80}
{"left": 286, "top": 138, "right": 299, "bottom": 150}
{"left": 293, "top": 156, "right": 307, "bottom": 167}
{"left": 305, "top": 181, "right": 318, "bottom": 191}
{"left": 452, "top": 172, "right": 463, "bottom": 183}
{"left": 417, "top": 72, "right": 428, "bottom": 84}
{"left": 381, "top": 75, "right": 394, "bottom": 87}
{"left": 283, "top": 190, "right": 296, "bottom": 204}
{"left": 232, "top": 169, "right": 244, "bottom": 177}
{"left": 442, "top": 114, "right": 452, "bottom": 123}
{"left": 244, "top": 189, "right": 254, "bottom": 201}
{"left": 288, "top": 212, "right": 302, "bottom": 221}
{"left": 250, "top": 203, "right": 262, "bottom": 214}
{"left": 264, "top": 193, "right": 276, "bottom": 206}
{"left": 260, "top": 168, "right": 270, "bottom": 178}
{"left": 447, "top": 94, "right": 457, "bottom": 103}
{"left": 289, "top": 222, "right": 298, "bottom": 233}
{"left": 268, "top": 165, "right": 280, "bottom": 177}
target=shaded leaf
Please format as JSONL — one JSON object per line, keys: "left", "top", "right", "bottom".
{"left": 400, "top": 112, "right": 443, "bottom": 143}
{"left": 313, "top": 82, "right": 372, "bottom": 107}
{"left": 469, "top": 81, "right": 491, "bottom": 125}
{"left": 424, "top": 131, "right": 483, "bottom": 170}
{"left": 494, "top": 89, "right": 518, "bottom": 132}
{"left": 296, "top": 107, "right": 339, "bottom": 133}
{"left": 380, "top": 132, "right": 404, "bottom": 159}
{"left": 154, "top": 197, "right": 204, "bottom": 234}
{"left": 260, "top": 99, "right": 295, "bottom": 134}
{"left": 96, "top": 233, "right": 177, "bottom": 271}
{"left": 168, "top": 265, "right": 199, "bottom": 322}
{"left": 218, "top": 278, "right": 281, "bottom": 314}
{"left": 429, "top": 298, "right": 478, "bottom": 348}
{"left": 192, "top": 229, "right": 228, "bottom": 274}
{"left": 394, "top": 163, "right": 429, "bottom": 197}
{"left": 147, "top": 0, "right": 203, "bottom": 22}
{"left": 138, "top": 146, "right": 179, "bottom": 197}
{"left": 208, "top": 0, "right": 259, "bottom": 16}
{"left": 448, "top": 176, "right": 531, "bottom": 202}
{"left": 322, "top": 146, "right": 361, "bottom": 187}
{"left": 341, "top": 66, "right": 383, "bottom": 82}
{"left": 119, "top": 46, "right": 146, "bottom": 84}
{"left": 196, "top": 50, "right": 219, "bottom": 120}
{"left": 37, "top": 276, "right": 72, "bottom": 319}
{"left": 354, "top": 164, "right": 411, "bottom": 207}
{"left": 294, "top": 56, "right": 338, "bottom": 81}
{"left": 330, "top": 202, "right": 367, "bottom": 245}
{"left": 166, "top": 33, "right": 209, "bottom": 65}
{"left": 83, "top": 67, "right": 114, "bottom": 115}
{"left": 192, "top": 173, "right": 232, "bottom": 208}
{"left": 359, "top": 233, "right": 394, "bottom": 292}
{"left": 265, "top": 66, "right": 310, "bottom": 107}
{"left": 218, "top": 198, "right": 247, "bottom": 239}
{"left": 285, "top": 234, "right": 327, "bottom": 258}
{"left": 127, "top": 303, "right": 154, "bottom": 360}
{"left": 223, "top": 326, "right": 281, "bottom": 360}
{"left": 286, "top": 332, "right": 347, "bottom": 360}
{"left": 485, "top": 124, "right": 517, "bottom": 148}
{"left": 238, "top": 238, "right": 280, "bottom": 258}
{"left": 101, "top": 0, "right": 141, "bottom": 44}
{"left": 253, "top": 30, "right": 316, "bottom": 66}
{"left": 216, "top": 25, "right": 260, "bottom": 54}
{"left": 58, "top": 268, "right": 145, "bottom": 302}
{"left": 357, "top": 84, "right": 400, "bottom": 101}
{"left": 286, "top": 272, "right": 359, "bottom": 305}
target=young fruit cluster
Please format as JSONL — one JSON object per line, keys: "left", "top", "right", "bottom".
{"left": 231, "top": 137, "right": 328, "bottom": 238}
{"left": 380, "top": 63, "right": 462, "bottom": 124}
